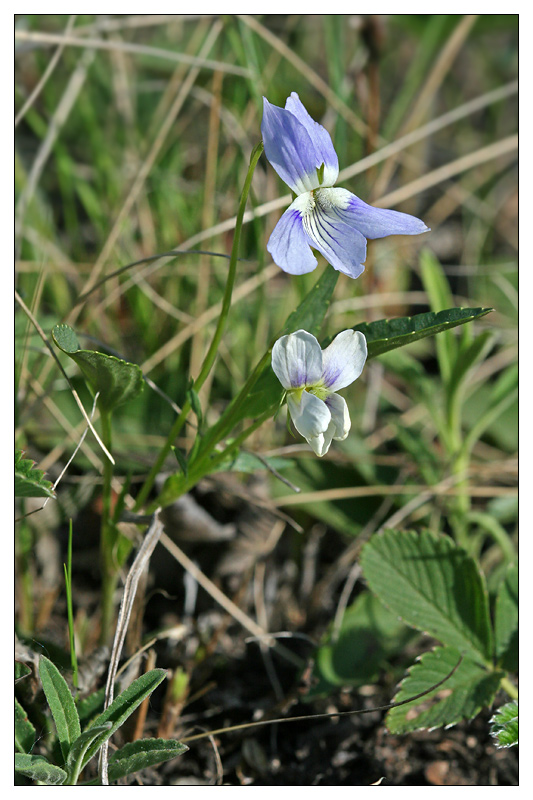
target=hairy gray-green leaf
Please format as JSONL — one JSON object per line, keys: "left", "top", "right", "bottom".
{"left": 490, "top": 700, "right": 518, "bottom": 748}
{"left": 15, "top": 697, "right": 36, "bottom": 753}
{"left": 65, "top": 723, "right": 112, "bottom": 785}
{"left": 15, "top": 754, "right": 67, "bottom": 785}
{"left": 106, "top": 738, "right": 188, "bottom": 782}
{"left": 352, "top": 307, "right": 492, "bottom": 360}
{"left": 15, "top": 450, "right": 55, "bottom": 499}
{"left": 386, "top": 646, "right": 503, "bottom": 734}
{"left": 39, "top": 656, "right": 81, "bottom": 761}
{"left": 81, "top": 669, "right": 167, "bottom": 769}
{"left": 360, "top": 529, "right": 493, "bottom": 663}
{"left": 52, "top": 323, "right": 144, "bottom": 413}
{"left": 494, "top": 563, "right": 518, "bottom": 672}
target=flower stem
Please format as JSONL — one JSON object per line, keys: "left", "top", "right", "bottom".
{"left": 99, "top": 407, "right": 117, "bottom": 645}
{"left": 134, "top": 140, "right": 264, "bottom": 512}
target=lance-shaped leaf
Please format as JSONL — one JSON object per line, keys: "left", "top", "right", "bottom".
{"left": 15, "top": 697, "right": 36, "bottom": 754}
{"left": 352, "top": 307, "right": 492, "bottom": 360}
{"left": 15, "top": 754, "right": 67, "bottom": 786}
{"left": 106, "top": 738, "right": 188, "bottom": 782}
{"left": 15, "top": 450, "right": 55, "bottom": 499}
{"left": 52, "top": 324, "right": 144, "bottom": 413}
{"left": 360, "top": 529, "right": 493, "bottom": 663}
{"left": 386, "top": 646, "right": 503, "bottom": 734}
{"left": 490, "top": 701, "right": 518, "bottom": 748}
{"left": 81, "top": 669, "right": 167, "bottom": 770}
{"left": 39, "top": 656, "right": 81, "bottom": 762}
{"left": 65, "top": 723, "right": 112, "bottom": 785}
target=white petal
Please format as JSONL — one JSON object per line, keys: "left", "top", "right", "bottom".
{"left": 306, "top": 418, "right": 337, "bottom": 457}
{"left": 271, "top": 330, "right": 323, "bottom": 390}
{"left": 287, "top": 390, "right": 331, "bottom": 441}
{"left": 321, "top": 330, "right": 367, "bottom": 392}
{"left": 325, "top": 393, "right": 351, "bottom": 441}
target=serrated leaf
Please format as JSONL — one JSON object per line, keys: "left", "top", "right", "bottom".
{"left": 360, "top": 529, "right": 493, "bottom": 663}
{"left": 106, "top": 738, "right": 188, "bottom": 782}
{"left": 15, "top": 697, "right": 36, "bottom": 753}
{"left": 386, "top": 646, "right": 503, "bottom": 734}
{"left": 351, "top": 307, "right": 492, "bottom": 360}
{"left": 65, "top": 723, "right": 112, "bottom": 784}
{"left": 494, "top": 563, "right": 518, "bottom": 672}
{"left": 14, "top": 754, "right": 67, "bottom": 785}
{"left": 490, "top": 700, "right": 518, "bottom": 748}
{"left": 15, "top": 450, "right": 55, "bottom": 499}
{"left": 81, "top": 669, "right": 167, "bottom": 769}
{"left": 39, "top": 656, "right": 81, "bottom": 762}
{"left": 52, "top": 323, "right": 144, "bottom": 413}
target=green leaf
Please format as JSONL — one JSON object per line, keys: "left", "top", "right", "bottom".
{"left": 494, "top": 563, "right": 518, "bottom": 672}
{"left": 352, "top": 307, "right": 492, "bottom": 360}
{"left": 360, "top": 529, "right": 493, "bottom": 663}
{"left": 39, "top": 656, "right": 81, "bottom": 762}
{"left": 15, "top": 450, "right": 55, "bottom": 499}
{"left": 51, "top": 323, "right": 144, "bottom": 413}
{"left": 106, "top": 738, "right": 188, "bottom": 782}
{"left": 213, "top": 451, "right": 293, "bottom": 475}
{"left": 81, "top": 669, "right": 167, "bottom": 769}
{"left": 15, "top": 697, "right": 36, "bottom": 753}
{"left": 386, "top": 646, "right": 503, "bottom": 734}
{"left": 310, "top": 591, "right": 414, "bottom": 696}
{"left": 490, "top": 700, "right": 518, "bottom": 748}
{"left": 65, "top": 724, "right": 112, "bottom": 785}
{"left": 447, "top": 331, "right": 493, "bottom": 400}
{"left": 14, "top": 754, "right": 67, "bottom": 785}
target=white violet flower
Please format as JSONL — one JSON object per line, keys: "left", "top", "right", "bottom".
{"left": 272, "top": 328, "right": 367, "bottom": 456}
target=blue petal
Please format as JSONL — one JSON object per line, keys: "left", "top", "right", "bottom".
{"left": 302, "top": 192, "right": 367, "bottom": 279}
{"left": 343, "top": 193, "right": 430, "bottom": 239}
{"left": 285, "top": 93, "right": 338, "bottom": 187}
{"left": 262, "top": 97, "right": 333, "bottom": 195}
{"left": 267, "top": 200, "right": 318, "bottom": 275}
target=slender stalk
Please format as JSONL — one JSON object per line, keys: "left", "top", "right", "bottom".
{"left": 134, "top": 140, "right": 264, "bottom": 511}
{"left": 99, "top": 408, "right": 117, "bottom": 645}
{"left": 500, "top": 676, "right": 519, "bottom": 701}
{"left": 64, "top": 520, "right": 78, "bottom": 689}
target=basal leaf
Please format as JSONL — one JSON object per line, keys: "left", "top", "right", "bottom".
{"left": 15, "top": 697, "right": 36, "bottom": 754}
{"left": 360, "top": 529, "right": 493, "bottom": 663}
{"left": 14, "top": 754, "right": 67, "bottom": 785}
{"left": 490, "top": 700, "right": 518, "bottom": 748}
{"left": 386, "top": 646, "right": 503, "bottom": 734}
{"left": 39, "top": 656, "right": 81, "bottom": 762}
{"left": 65, "top": 723, "right": 112, "bottom": 785}
{"left": 106, "top": 738, "right": 188, "bottom": 782}
{"left": 15, "top": 450, "right": 55, "bottom": 499}
{"left": 352, "top": 307, "right": 492, "bottom": 360}
{"left": 52, "top": 323, "right": 144, "bottom": 413}
{"left": 494, "top": 563, "right": 518, "bottom": 672}
{"left": 82, "top": 669, "right": 167, "bottom": 769}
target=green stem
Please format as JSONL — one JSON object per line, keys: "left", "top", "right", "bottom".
{"left": 99, "top": 408, "right": 117, "bottom": 645}
{"left": 64, "top": 520, "right": 78, "bottom": 688}
{"left": 500, "top": 675, "right": 519, "bottom": 701}
{"left": 134, "top": 140, "right": 264, "bottom": 512}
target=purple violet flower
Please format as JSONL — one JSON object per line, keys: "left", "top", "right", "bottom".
{"left": 262, "top": 93, "right": 430, "bottom": 278}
